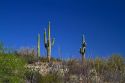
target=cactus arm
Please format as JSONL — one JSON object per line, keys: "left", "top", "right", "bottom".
{"left": 51, "top": 38, "right": 55, "bottom": 46}
{"left": 37, "top": 33, "right": 40, "bottom": 57}
{"left": 80, "top": 48, "right": 82, "bottom": 54}
{"left": 80, "top": 47, "right": 84, "bottom": 55}
{"left": 80, "top": 34, "right": 86, "bottom": 62}
{"left": 82, "top": 34, "right": 85, "bottom": 44}
{"left": 48, "top": 21, "right": 51, "bottom": 41}
{"left": 44, "top": 28, "right": 47, "bottom": 47}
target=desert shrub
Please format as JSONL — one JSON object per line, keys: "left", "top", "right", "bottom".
{"left": 25, "top": 69, "right": 62, "bottom": 83}
{"left": 15, "top": 48, "right": 39, "bottom": 64}
{"left": 104, "top": 55, "right": 125, "bottom": 82}
{"left": 39, "top": 57, "right": 48, "bottom": 62}
{"left": 0, "top": 53, "right": 26, "bottom": 83}
{"left": 23, "top": 56, "right": 39, "bottom": 64}
{"left": 89, "top": 55, "right": 125, "bottom": 82}
{"left": 107, "top": 55, "right": 125, "bottom": 71}
{"left": 25, "top": 69, "right": 42, "bottom": 83}
{"left": 64, "top": 55, "right": 125, "bottom": 83}
{"left": 40, "top": 57, "right": 62, "bottom": 62}
{"left": 40, "top": 73, "right": 62, "bottom": 83}
{"left": 66, "top": 59, "right": 81, "bottom": 75}
{"left": 94, "top": 58, "right": 106, "bottom": 74}
{"left": 0, "top": 42, "right": 4, "bottom": 53}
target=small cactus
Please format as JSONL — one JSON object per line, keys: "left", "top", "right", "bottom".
{"left": 37, "top": 33, "right": 40, "bottom": 57}
{"left": 44, "top": 22, "right": 55, "bottom": 62}
{"left": 80, "top": 35, "right": 86, "bottom": 62}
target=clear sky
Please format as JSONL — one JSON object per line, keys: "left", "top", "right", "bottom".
{"left": 0, "top": 0, "right": 125, "bottom": 59}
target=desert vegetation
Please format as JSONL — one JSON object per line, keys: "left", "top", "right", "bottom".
{"left": 0, "top": 22, "right": 125, "bottom": 83}
{"left": 0, "top": 46, "right": 125, "bottom": 83}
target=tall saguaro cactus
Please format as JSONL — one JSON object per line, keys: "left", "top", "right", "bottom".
{"left": 80, "top": 35, "right": 86, "bottom": 62}
{"left": 37, "top": 33, "right": 40, "bottom": 57}
{"left": 44, "top": 22, "right": 55, "bottom": 62}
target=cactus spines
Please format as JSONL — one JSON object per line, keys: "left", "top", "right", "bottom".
{"left": 44, "top": 22, "right": 55, "bottom": 62}
{"left": 37, "top": 33, "right": 40, "bottom": 57}
{"left": 80, "top": 34, "right": 86, "bottom": 62}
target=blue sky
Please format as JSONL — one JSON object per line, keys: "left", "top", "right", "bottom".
{"left": 0, "top": 0, "right": 125, "bottom": 59}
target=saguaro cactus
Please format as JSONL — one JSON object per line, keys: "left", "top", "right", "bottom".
{"left": 44, "top": 22, "right": 55, "bottom": 62}
{"left": 37, "top": 33, "right": 40, "bottom": 57}
{"left": 80, "top": 35, "right": 86, "bottom": 62}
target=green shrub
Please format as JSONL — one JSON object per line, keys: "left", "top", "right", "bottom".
{"left": 25, "top": 69, "right": 62, "bottom": 83}
{"left": 40, "top": 73, "right": 62, "bottom": 83}
{"left": 0, "top": 53, "right": 26, "bottom": 83}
